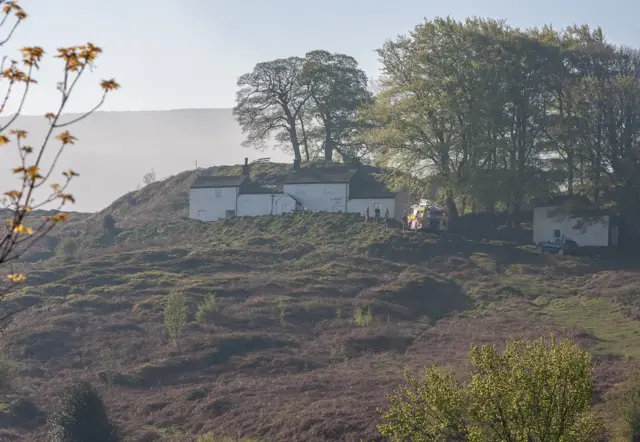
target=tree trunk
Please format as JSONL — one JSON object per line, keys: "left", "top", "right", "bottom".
{"left": 298, "top": 116, "right": 310, "bottom": 162}
{"left": 567, "top": 150, "right": 574, "bottom": 195}
{"left": 445, "top": 191, "right": 460, "bottom": 233}
{"left": 324, "top": 121, "right": 333, "bottom": 162}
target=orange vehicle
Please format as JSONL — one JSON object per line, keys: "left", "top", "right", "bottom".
{"left": 407, "top": 199, "right": 445, "bottom": 231}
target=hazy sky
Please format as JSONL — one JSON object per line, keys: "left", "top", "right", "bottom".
{"left": 7, "top": 0, "right": 640, "bottom": 115}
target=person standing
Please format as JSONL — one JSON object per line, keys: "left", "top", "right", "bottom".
{"left": 374, "top": 206, "right": 381, "bottom": 223}
{"left": 364, "top": 206, "right": 370, "bottom": 222}
{"left": 383, "top": 208, "right": 390, "bottom": 228}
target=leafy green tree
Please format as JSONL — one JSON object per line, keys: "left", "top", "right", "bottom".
{"left": 378, "top": 336, "right": 600, "bottom": 441}
{"left": 233, "top": 57, "right": 310, "bottom": 162}
{"left": 56, "top": 238, "right": 79, "bottom": 260}
{"left": 301, "top": 50, "right": 372, "bottom": 161}
{"left": 164, "top": 291, "right": 187, "bottom": 345}
{"left": 47, "top": 380, "right": 119, "bottom": 442}
{"left": 102, "top": 214, "right": 116, "bottom": 233}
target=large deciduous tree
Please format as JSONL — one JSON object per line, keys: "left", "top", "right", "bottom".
{"left": 362, "top": 18, "right": 509, "bottom": 231}
{"left": 301, "top": 50, "right": 372, "bottom": 161}
{"left": 233, "top": 57, "right": 310, "bottom": 162}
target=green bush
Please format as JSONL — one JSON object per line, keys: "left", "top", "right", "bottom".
{"left": 354, "top": 304, "right": 373, "bottom": 326}
{"left": 378, "top": 335, "right": 600, "bottom": 441}
{"left": 102, "top": 214, "right": 116, "bottom": 233}
{"left": 47, "top": 380, "right": 119, "bottom": 442}
{"left": 56, "top": 238, "right": 79, "bottom": 260}
{"left": 195, "top": 294, "right": 217, "bottom": 324}
{"left": 164, "top": 291, "right": 187, "bottom": 344}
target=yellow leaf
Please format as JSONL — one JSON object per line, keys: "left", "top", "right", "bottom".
{"left": 100, "top": 79, "right": 120, "bottom": 91}
{"left": 63, "top": 170, "right": 79, "bottom": 178}
{"left": 9, "top": 129, "right": 27, "bottom": 139}
{"left": 12, "top": 224, "right": 33, "bottom": 234}
{"left": 7, "top": 273, "right": 26, "bottom": 283}
{"left": 58, "top": 193, "right": 75, "bottom": 203}
{"left": 56, "top": 131, "right": 76, "bottom": 144}
{"left": 4, "top": 190, "right": 20, "bottom": 199}
{"left": 26, "top": 166, "right": 41, "bottom": 180}
{"left": 0, "top": 135, "right": 9, "bottom": 144}
{"left": 43, "top": 213, "right": 70, "bottom": 223}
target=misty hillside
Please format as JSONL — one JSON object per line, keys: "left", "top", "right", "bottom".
{"left": 0, "top": 109, "right": 289, "bottom": 213}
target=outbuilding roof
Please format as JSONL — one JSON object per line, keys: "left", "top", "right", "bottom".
{"left": 190, "top": 175, "right": 249, "bottom": 189}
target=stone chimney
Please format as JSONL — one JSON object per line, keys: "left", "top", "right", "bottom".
{"left": 241, "top": 158, "right": 250, "bottom": 176}
{"left": 293, "top": 159, "right": 301, "bottom": 171}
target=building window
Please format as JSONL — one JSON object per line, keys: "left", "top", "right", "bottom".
{"left": 553, "top": 229, "right": 561, "bottom": 238}
{"left": 215, "top": 188, "right": 222, "bottom": 198}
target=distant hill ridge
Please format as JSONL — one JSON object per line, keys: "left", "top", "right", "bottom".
{"left": 0, "top": 108, "right": 290, "bottom": 213}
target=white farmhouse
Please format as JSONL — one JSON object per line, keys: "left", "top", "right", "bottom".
{"left": 189, "top": 161, "right": 410, "bottom": 222}
{"left": 532, "top": 196, "right": 619, "bottom": 247}
{"left": 282, "top": 167, "right": 410, "bottom": 219}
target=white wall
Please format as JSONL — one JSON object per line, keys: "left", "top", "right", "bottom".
{"left": 394, "top": 191, "right": 412, "bottom": 221}
{"left": 283, "top": 183, "right": 348, "bottom": 212}
{"left": 347, "top": 198, "right": 395, "bottom": 218}
{"left": 189, "top": 186, "right": 238, "bottom": 221}
{"left": 533, "top": 206, "right": 610, "bottom": 246}
{"left": 237, "top": 193, "right": 297, "bottom": 216}
{"left": 237, "top": 193, "right": 273, "bottom": 217}
{"left": 274, "top": 194, "right": 297, "bottom": 214}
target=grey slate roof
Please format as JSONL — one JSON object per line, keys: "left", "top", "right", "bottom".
{"left": 190, "top": 175, "right": 248, "bottom": 189}
{"left": 348, "top": 172, "right": 395, "bottom": 199}
{"left": 283, "top": 169, "right": 357, "bottom": 184}
{"left": 239, "top": 182, "right": 282, "bottom": 195}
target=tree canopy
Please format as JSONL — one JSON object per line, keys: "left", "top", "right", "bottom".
{"left": 233, "top": 50, "right": 370, "bottom": 163}
{"left": 378, "top": 336, "right": 601, "bottom": 441}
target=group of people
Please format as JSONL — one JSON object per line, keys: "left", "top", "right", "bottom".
{"left": 363, "top": 206, "right": 391, "bottom": 228}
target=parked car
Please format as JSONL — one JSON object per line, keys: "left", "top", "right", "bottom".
{"left": 535, "top": 238, "right": 580, "bottom": 255}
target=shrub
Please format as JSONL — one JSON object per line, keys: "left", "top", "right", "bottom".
{"left": 47, "top": 381, "right": 119, "bottom": 442}
{"left": 102, "top": 214, "right": 116, "bottom": 233}
{"left": 195, "top": 294, "right": 217, "bottom": 324}
{"left": 354, "top": 304, "right": 373, "bottom": 326}
{"left": 164, "top": 291, "right": 187, "bottom": 345}
{"left": 378, "top": 335, "right": 600, "bottom": 441}
{"left": 56, "top": 238, "right": 79, "bottom": 260}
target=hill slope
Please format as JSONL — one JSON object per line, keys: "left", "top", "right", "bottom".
{"left": 0, "top": 178, "right": 639, "bottom": 440}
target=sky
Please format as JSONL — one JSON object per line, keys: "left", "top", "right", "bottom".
{"left": 7, "top": 0, "right": 640, "bottom": 115}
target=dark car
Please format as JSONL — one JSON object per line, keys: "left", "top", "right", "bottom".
{"left": 535, "top": 238, "right": 580, "bottom": 255}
